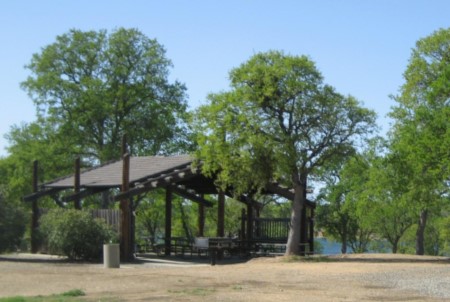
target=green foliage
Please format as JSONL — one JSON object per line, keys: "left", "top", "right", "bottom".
{"left": 3, "top": 123, "right": 75, "bottom": 203}
{"left": 195, "top": 50, "right": 376, "bottom": 193}
{"left": 317, "top": 138, "right": 421, "bottom": 254}
{"left": 193, "top": 50, "right": 376, "bottom": 254}
{"left": 316, "top": 154, "right": 374, "bottom": 254}
{"left": 0, "top": 189, "right": 26, "bottom": 253}
{"left": 389, "top": 27, "right": 450, "bottom": 254}
{"left": 40, "top": 209, "right": 116, "bottom": 260}
{"left": 135, "top": 191, "right": 166, "bottom": 249}
{"left": 135, "top": 191, "right": 246, "bottom": 250}
{"left": 60, "top": 289, "right": 85, "bottom": 297}
{"left": 437, "top": 213, "right": 450, "bottom": 256}
{"left": 362, "top": 151, "right": 416, "bottom": 253}
{"left": 2, "top": 27, "right": 191, "bottom": 222}
{"left": 20, "top": 27, "right": 190, "bottom": 163}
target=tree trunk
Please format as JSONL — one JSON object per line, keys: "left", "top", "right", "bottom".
{"left": 179, "top": 200, "right": 192, "bottom": 242}
{"left": 101, "top": 191, "right": 110, "bottom": 209}
{"left": 392, "top": 239, "right": 398, "bottom": 254}
{"left": 415, "top": 209, "right": 428, "bottom": 255}
{"left": 341, "top": 231, "right": 347, "bottom": 254}
{"left": 285, "top": 172, "right": 307, "bottom": 255}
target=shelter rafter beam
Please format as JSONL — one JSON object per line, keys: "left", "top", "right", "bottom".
{"left": 171, "top": 185, "right": 213, "bottom": 207}
{"left": 23, "top": 187, "right": 66, "bottom": 202}
{"left": 114, "top": 166, "right": 198, "bottom": 201}
{"left": 62, "top": 187, "right": 110, "bottom": 203}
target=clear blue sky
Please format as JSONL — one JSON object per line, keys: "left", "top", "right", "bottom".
{"left": 1, "top": 1, "right": 449, "bottom": 156}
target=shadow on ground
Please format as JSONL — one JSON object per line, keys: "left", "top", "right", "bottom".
{"left": 0, "top": 252, "right": 251, "bottom": 266}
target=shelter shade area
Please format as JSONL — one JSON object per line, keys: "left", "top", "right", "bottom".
{"left": 24, "top": 154, "right": 315, "bottom": 260}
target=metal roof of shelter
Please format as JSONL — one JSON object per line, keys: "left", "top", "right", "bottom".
{"left": 44, "top": 154, "right": 193, "bottom": 189}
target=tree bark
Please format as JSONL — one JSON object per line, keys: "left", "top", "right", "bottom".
{"left": 285, "top": 172, "right": 307, "bottom": 255}
{"left": 341, "top": 231, "right": 347, "bottom": 254}
{"left": 415, "top": 209, "right": 428, "bottom": 255}
{"left": 392, "top": 238, "right": 398, "bottom": 254}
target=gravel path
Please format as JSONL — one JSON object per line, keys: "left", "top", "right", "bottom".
{"left": 364, "top": 266, "right": 450, "bottom": 299}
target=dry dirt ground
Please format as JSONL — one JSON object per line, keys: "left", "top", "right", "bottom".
{"left": 0, "top": 253, "right": 449, "bottom": 301}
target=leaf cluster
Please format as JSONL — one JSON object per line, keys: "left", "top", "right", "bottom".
{"left": 194, "top": 50, "right": 376, "bottom": 196}
{"left": 0, "top": 189, "right": 26, "bottom": 253}
{"left": 40, "top": 208, "right": 116, "bottom": 260}
{"left": 21, "top": 28, "right": 189, "bottom": 163}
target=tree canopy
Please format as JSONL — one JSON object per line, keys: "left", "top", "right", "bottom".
{"left": 389, "top": 28, "right": 450, "bottom": 255}
{"left": 194, "top": 50, "right": 376, "bottom": 254}
{"left": 21, "top": 28, "right": 190, "bottom": 163}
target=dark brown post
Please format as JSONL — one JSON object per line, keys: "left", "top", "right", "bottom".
{"left": 217, "top": 191, "right": 225, "bottom": 237}
{"left": 255, "top": 200, "right": 261, "bottom": 239}
{"left": 165, "top": 188, "right": 172, "bottom": 256}
{"left": 121, "top": 134, "right": 128, "bottom": 156}
{"left": 246, "top": 202, "right": 253, "bottom": 245}
{"left": 74, "top": 157, "right": 81, "bottom": 210}
{"left": 197, "top": 198, "right": 205, "bottom": 237}
{"left": 240, "top": 208, "right": 246, "bottom": 240}
{"left": 120, "top": 153, "right": 133, "bottom": 261}
{"left": 309, "top": 208, "right": 315, "bottom": 254}
{"left": 31, "top": 160, "right": 39, "bottom": 253}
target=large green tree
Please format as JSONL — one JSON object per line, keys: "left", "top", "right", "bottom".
{"left": 390, "top": 28, "right": 450, "bottom": 255}
{"left": 363, "top": 151, "right": 416, "bottom": 253}
{"left": 195, "top": 51, "right": 376, "bottom": 255}
{"left": 21, "top": 28, "right": 189, "bottom": 163}
{"left": 316, "top": 151, "right": 376, "bottom": 254}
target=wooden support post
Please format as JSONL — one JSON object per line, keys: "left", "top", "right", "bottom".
{"left": 246, "top": 202, "right": 253, "bottom": 245}
{"left": 217, "top": 191, "right": 225, "bottom": 237}
{"left": 198, "top": 197, "right": 205, "bottom": 237}
{"left": 240, "top": 208, "right": 246, "bottom": 240}
{"left": 309, "top": 208, "right": 315, "bottom": 254}
{"left": 131, "top": 197, "right": 136, "bottom": 257}
{"left": 255, "top": 201, "right": 261, "bottom": 239}
{"left": 31, "top": 160, "right": 39, "bottom": 253}
{"left": 165, "top": 188, "right": 172, "bottom": 256}
{"left": 121, "top": 134, "right": 128, "bottom": 156}
{"left": 74, "top": 157, "right": 81, "bottom": 210}
{"left": 120, "top": 153, "right": 133, "bottom": 261}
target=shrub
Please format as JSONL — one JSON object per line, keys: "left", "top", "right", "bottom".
{"left": 40, "top": 208, "right": 116, "bottom": 260}
{"left": 0, "top": 194, "right": 26, "bottom": 253}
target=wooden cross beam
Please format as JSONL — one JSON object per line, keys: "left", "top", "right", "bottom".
{"left": 170, "top": 185, "right": 213, "bottom": 207}
{"left": 23, "top": 187, "right": 66, "bottom": 202}
{"left": 62, "top": 187, "right": 110, "bottom": 203}
{"left": 114, "top": 166, "right": 197, "bottom": 201}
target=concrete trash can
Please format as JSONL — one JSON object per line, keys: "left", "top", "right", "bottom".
{"left": 103, "top": 244, "right": 120, "bottom": 268}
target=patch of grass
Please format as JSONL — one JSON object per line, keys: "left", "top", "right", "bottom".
{"left": 231, "top": 285, "right": 244, "bottom": 290}
{"left": 0, "top": 289, "right": 85, "bottom": 302}
{"left": 168, "top": 287, "right": 216, "bottom": 296}
{"left": 281, "top": 255, "right": 332, "bottom": 263}
{"left": 190, "top": 288, "right": 215, "bottom": 296}
{"left": 60, "top": 289, "right": 85, "bottom": 297}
